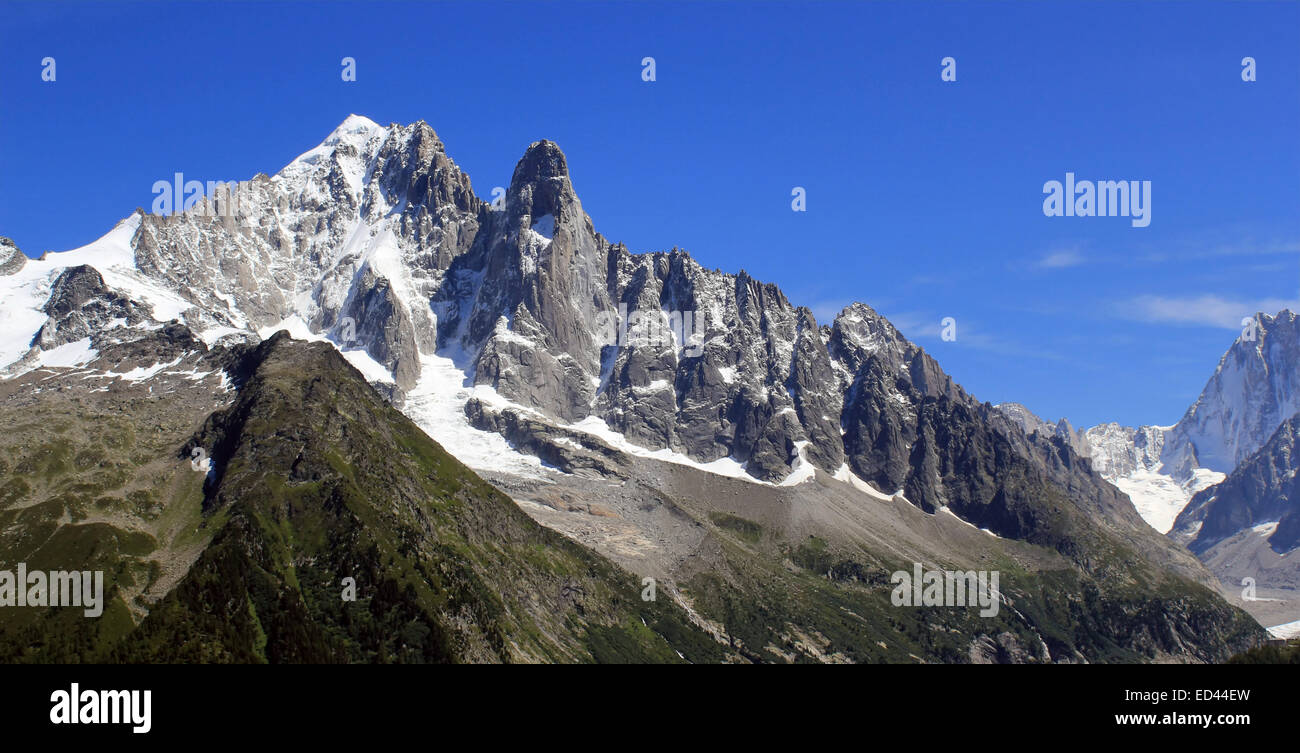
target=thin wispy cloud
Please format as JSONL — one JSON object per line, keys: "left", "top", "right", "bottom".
{"left": 882, "top": 310, "right": 932, "bottom": 339}
{"left": 1035, "top": 249, "right": 1085, "bottom": 269}
{"left": 1136, "top": 236, "right": 1300, "bottom": 264}
{"left": 890, "top": 311, "right": 1065, "bottom": 361}
{"left": 1121, "top": 293, "right": 1299, "bottom": 329}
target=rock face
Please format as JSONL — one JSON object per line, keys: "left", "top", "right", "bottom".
{"left": 1084, "top": 423, "right": 1164, "bottom": 478}
{"left": 992, "top": 402, "right": 1207, "bottom": 534}
{"left": 1058, "top": 311, "right": 1297, "bottom": 534}
{"left": 0, "top": 116, "right": 1204, "bottom": 511}
{"left": 1162, "top": 310, "right": 1300, "bottom": 480}
{"left": 997, "top": 402, "right": 1090, "bottom": 457}
{"left": 1155, "top": 316, "right": 1300, "bottom": 597}
{"left": 464, "top": 397, "right": 629, "bottom": 479}
{"left": 0, "top": 237, "right": 25, "bottom": 276}
{"left": 1078, "top": 421, "right": 1221, "bottom": 534}
{"left": 1174, "top": 412, "right": 1300, "bottom": 556}
{"left": 440, "top": 139, "right": 612, "bottom": 424}
{"left": 1001, "top": 313, "right": 1299, "bottom": 536}
{"left": 0, "top": 119, "right": 934, "bottom": 485}
{"left": 1168, "top": 413, "right": 1300, "bottom": 606}
{"left": 32, "top": 265, "right": 153, "bottom": 349}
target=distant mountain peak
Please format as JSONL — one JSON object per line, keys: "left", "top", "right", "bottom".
{"left": 1072, "top": 308, "right": 1297, "bottom": 533}
{"left": 1163, "top": 308, "right": 1300, "bottom": 476}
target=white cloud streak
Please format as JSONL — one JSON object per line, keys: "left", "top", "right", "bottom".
{"left": 1122, "top": 294, "right": 1299, "bottom": 329}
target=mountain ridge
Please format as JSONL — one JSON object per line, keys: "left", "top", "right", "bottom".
{"left": 993, "top": 309, "right": 1296, "bottom": 535}
{"left": 0, "top": 114, "right": 1273, "bottom": 662}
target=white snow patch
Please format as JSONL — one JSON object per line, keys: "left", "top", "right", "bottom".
{"left": 277, "top": 114, "right": 386, "bottom": 186}
{"left": 633, "top": 379, "right": 671, "bottom": 395}
{"left": 939, "top": 506, "right": 1001, "bottom": 538}
{"left": 199, "top": 326, "right": 248, "bottom": 346}
{"left": 529, "top": 214, "right": 555, "bottom": 242}
{"left": 832, "top": 464, "right": 895, "bottom": 502}
{"left": 0, "top": 217, "right": 142, "bottom": 371}
{"left": 258, "top": 315, "right": 329, "bottom": 343}
{"left": 403, "top": 353, "right": 550, "bottom": 480}
{"left": 36, "top": 338, "right": 97, "bottom": 368}
{"left": 1112, "top": 467, "right": 1223, "bottom": 534}
{"left": 340, "top": 349, "right": 396, "bottom": 384}
{"left": 113, "top": 356, "right": 185, "bottom": 382}
{"left": 1267, "top": 619, "right": 1300, "bottom": 640}
{"left": 490, "top": 316, "right": 536, "bottom": 347}
{"left": 564, "top": 415, "right": 761, "bottom": 482}
{"left": 779, "top": 441, "right": 815, "bottom": 487}
{"left": 256, "top": 315, "right": 395, "bottom": 384}
{"left": 45, "top": 213, "right": 140, "bottom": 271}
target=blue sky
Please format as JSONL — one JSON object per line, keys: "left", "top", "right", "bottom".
{"left": 1, "top": 0, "right": 1297, "bottom": 428}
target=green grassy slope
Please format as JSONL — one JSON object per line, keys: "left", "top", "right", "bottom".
{"left": 2, "top": 333, "right": 721, "bottom": 663}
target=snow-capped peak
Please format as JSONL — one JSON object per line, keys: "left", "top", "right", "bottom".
{"left": 335, "top": 113, "right": 383, "bottom": 134}
{"left": 277, "top": 114, "right": 388, "bottom": 180}
{"left": 1074, "top": 311, "right": 1297, "bottom": 533}
{"left": 1162, "top": 309, "right": 1300, "bottom": 477}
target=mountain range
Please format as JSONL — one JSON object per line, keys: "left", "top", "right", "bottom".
{"left": 0, "top": 115, "right": 1282, "bottom": 662}
{"left": 996, "top": 311, "right": 1300, "bottom": 636}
